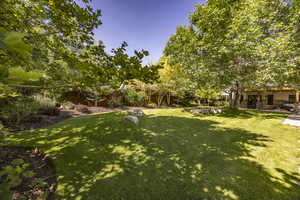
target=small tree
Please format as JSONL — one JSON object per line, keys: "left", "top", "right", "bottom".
{"left": 195, "top": 88, "right": 220, "bottom": 106}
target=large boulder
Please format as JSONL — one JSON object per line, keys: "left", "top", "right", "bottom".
{"left": 132, "top": 109, "right": 145, "bottom": 116}
{"left": 63, "top": 102, "right": 75, "bottom": 110}
{"left": 210, "top": 108, "right": 223, "bottom": 114}
{"left": 191, "top": 109, "right": 202, "bottom": 114}
{"left": 125, "top": 115, "right": 139, "bottom": 124}
{"left": 74, "top": 104, "right": 91, "bottom": 114}
{"left": 191, "top": 108, "right": 223, "bottom": 115}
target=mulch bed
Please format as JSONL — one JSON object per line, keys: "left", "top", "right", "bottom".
{"left": 0, "top": 147, "right": 57, "bottom": 200}
{"left": 5, "top": 110, "right": 76, "bottom": 132}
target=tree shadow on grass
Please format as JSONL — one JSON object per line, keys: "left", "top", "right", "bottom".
{"left": 2, "top": 112, "right": 299, "bottom": 200}
{"left": 184, "top": 108, "right": 287, "bottom": 120}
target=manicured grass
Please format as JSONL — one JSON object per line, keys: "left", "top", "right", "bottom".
{"left": 1, "top": 109, "right": 300, "bottom": 200}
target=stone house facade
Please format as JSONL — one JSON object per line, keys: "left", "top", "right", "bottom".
{"left": 240, "top": 88, "right": 300, "bottom": 109}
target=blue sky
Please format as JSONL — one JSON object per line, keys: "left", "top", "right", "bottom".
{"left": 86, "top": 0, "right": 204, "bottom": 64}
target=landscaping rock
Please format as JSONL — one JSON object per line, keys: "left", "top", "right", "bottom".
{"left": 125, "top": 115, "right": 139, "bottom": 124}
{"left": 132, "top": 109, "right": 145, "bottom": 116}
{"left": 211, "top": 108, "right": 223, "bottom": 114}
{"left": 63, "top": 102, "right": 75, "bottom": 110}
{"left": 74, "top": 104, "right": 91, "bottom": 114}
{"left": 191, "top": 109, "right": 202, "bottom": 114}
{"left": 211, "top": 109, "right": 218, "bottom": 114}
{"left": 191, "top": 108, "right": 223, "bottom": 115}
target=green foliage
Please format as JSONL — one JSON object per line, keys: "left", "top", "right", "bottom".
{"left": 158, "top": 57, "right": 196, "bottom": 98}
{"left": 1, "top": 67, "right": 44, "bottom": 86}
{"left": 75, "top": 42, "right": 162, "bottom": 93}
{"left": 0, "top": 95, "right": 56, "bottom": 125}
{"left": 147, "top": 103, "right": 157, "bottom": 108}
{"left": 0, "top": 97, "right": 40, "bottom": 125}
{"left": 164, "top": 0, "right": 300, "bottom": 108}
{"left": 0, "top": 85, "right": 19, "bottom": 99}
{"left": 107, "top": 99, "right": 118, "bottom": 108}
{"left": 0, "top": 123, "right": 8, "bottom": 142}
{"left": 195, "top": 88, "right": 220, "bottom": 101}
{"left": 0, "top": 29, "right": 33, "bottom": 69}
{"left": 0, "top": 159, "right": 35, "bottom": 199}
{"left": 213, "top": 100, "right": 229, "bottom": 107}
{"left": 136, "top": 91, "right": 147, "bottom": 106}
{"left": 33, "top": 94, "right": 57, "bottom": 108}
{"left": 124, "top": 88, "right": 147, "bottom": 106}
{"left": 0, "top": 66, "right": 9, "bottom": 80}
{"left": 1, "top": 31, "right": 32, "bottom": 59}
{"left": 31, "top": 177, "right": 47, "bottom": 190}
{"left": 1, "top": 0, "right": 161, "bottom": 102}
{"left": 134, "top": 56, "right": 198, "bottom": 107}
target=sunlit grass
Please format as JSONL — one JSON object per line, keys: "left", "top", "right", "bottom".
{"left": 1, "top": 109, "right": 300, "bottom": 200}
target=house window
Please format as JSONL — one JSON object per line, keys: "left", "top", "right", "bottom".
{"left": 289, "top": 95, "right": 296, "bottom": 104}
{"left": 267, "top": 95, "right": 274, "bottom": 105}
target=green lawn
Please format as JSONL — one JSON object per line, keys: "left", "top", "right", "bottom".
{"left": 1, "top": 109, "right": 300, "bottom": 200}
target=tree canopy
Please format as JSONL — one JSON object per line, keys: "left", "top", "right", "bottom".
{"left": 0, "top": 0, "right": 161, "bottom": 93}
{"left": 164, "top": 0, "right": 300, "bottom": 108}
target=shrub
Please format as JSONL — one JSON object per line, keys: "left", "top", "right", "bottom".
{"left": 147, "top": 103, "right": 157, "bottom": 108}
{"left": 0, "top": 95, "right": 57, "bottom": 126}
{"left": 0, "top": 123, "right": 8, "bottom": 142}
{"left": 213, "top": 101, "right": 229, "bottom": 107}
{"left": 33, "top": 94, "right": 56, "bottom": 108}
{"left": 0, "top": 97, "right": 41, "bottom": 125}
{"left": 107, "top": 98, "right": 121, "bottom": 108}
{"left": 136, "top": 91, "right": 147, "bottom": 106}
{"left": 124, "top": 89, "right": 147, "bottom": 106}
{"left": 124, "top": 89, "right": 136, "bottom": 106}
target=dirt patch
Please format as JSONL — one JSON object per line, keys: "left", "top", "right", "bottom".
{"left": 0, "top": 147, "right": 57, "bottom": 200}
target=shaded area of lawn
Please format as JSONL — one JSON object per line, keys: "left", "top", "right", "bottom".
{"left": 1, "top": 109, "right": 299, "bottom": 200}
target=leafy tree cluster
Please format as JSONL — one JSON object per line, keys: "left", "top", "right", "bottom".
{"left": 0, "top": 0, "right": 161, "bottom": 96}
{"left": 164, "top": 0, "right": 300, "bottom": 108}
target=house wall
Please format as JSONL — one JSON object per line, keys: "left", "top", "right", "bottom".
{"left": 240, "top": 90, "right": 298, "bottom": 109}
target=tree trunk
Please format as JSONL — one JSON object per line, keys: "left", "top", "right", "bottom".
{"left": 147, "top": 89, "right": 152, "bottom": 105}
{"left": 197, "top": 99, "right": 201, "bottom": 106}
{"left": 166, "top": 92, "right": 171, "bottom": 105}
{"left": 157, "top": 91, "right": 165, "bottom": 107}
{"left": 229, "top": 83, "right": 242, "bottom": 109}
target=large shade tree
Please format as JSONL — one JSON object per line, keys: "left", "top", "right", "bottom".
{"left": 0, "top": 0, "right": 160, "bottom": 93}
{"left": 164, "top": 0, "right": 300, "bottom": 108}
